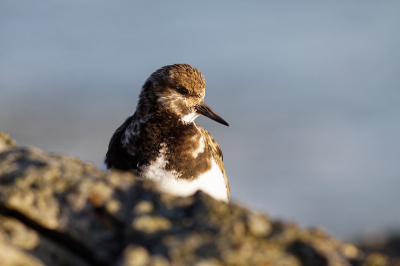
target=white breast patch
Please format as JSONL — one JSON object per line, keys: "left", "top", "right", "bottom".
{"left": 140, "top": 145, "right": 228, "bottom": 203}
{"left": 106, "top": 142, "right": 228, "bottom": 202}
{"left": 150, "top": 159, "right": 228, "bottom": 203}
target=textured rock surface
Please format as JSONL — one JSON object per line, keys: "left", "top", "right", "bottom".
{"left": 0, "top": 132, "right": 16, "bottom": 153}
{"left": 356, "top": 235, "right": 400, "bottom": 265}
{"left": 0, "top": 132, "right": 398, "bottom": 266}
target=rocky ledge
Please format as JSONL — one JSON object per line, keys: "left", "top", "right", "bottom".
{"left": 0, "top": 132, "right": 398, "bottom": 266}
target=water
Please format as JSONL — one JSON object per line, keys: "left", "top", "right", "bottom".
{"left": 1, "top": 1, "right": 399, "bottom": 239}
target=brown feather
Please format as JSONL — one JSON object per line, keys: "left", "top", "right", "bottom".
{"left": 198, "top": 126, "right": 230, "bottom": 201}
{"left": 104, "top": 64, "right": 230, "bottom": 202}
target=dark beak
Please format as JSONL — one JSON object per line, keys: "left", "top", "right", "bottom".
{"left": 195, "top": 101, "right": 229, "bottom": 126}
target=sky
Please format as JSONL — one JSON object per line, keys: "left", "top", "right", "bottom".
{"left": 1, "top": 1, "right": 400, "bottom": 239}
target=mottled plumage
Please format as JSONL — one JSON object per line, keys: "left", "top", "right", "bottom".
{"left": 104, "top": 64, "right": 230, "bottom": 202}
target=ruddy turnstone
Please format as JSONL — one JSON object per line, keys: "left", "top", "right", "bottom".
{"left": 103, "top": 64, "right": 230, "bottom": 202}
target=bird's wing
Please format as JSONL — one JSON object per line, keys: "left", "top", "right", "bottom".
{"left": 198, "top": 126, "right": 230, "bottom": 201}
{"left": 104, "top": 114, "right": 135, "bottom": 170}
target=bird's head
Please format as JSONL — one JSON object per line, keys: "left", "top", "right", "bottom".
{"left": 139, "top": 64, "right": 229, "bottom": 126}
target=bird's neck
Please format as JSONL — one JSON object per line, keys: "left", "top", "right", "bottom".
{"left": 121, "top": 104, "right": 199, "bottom": 167}
{"left": 134, "top": 100, "right": 191, "bottom": 130}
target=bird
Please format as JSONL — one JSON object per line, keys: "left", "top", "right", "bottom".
{"left": 103, "top": 64, "right": 230, "bottom": 202}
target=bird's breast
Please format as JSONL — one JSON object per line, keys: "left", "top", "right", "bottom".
{"left": 147, "top": 158, "right": 228, "bottom": 202}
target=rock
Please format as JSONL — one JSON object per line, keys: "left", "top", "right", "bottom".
{"left": 0, "top": 131, "right": 398, "bottom": 266}
{"left": 119, "top": 245, "right": 150, "bottom": 266}
{"left": 246, "top": 212, "right": 271, "bottom": 237}
{"left": 0, "top": 132, "right": 16, "bottom": 153}
{"left": 356, "top": 234, "right": 400, "bottom": 266}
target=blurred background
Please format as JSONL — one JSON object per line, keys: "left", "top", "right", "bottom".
{"left": 1, "top": 1, "right": 399, "bottom": 240}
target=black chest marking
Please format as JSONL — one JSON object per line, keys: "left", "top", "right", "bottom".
{"left": 105, "top": 112, "right": 214, "bottom": 180}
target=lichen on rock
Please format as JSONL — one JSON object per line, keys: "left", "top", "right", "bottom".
{"left": 0, "top": 132, "right": 16, "bottom": 153}
{"left": 0, "top": 131, "right": 398, "bottom": 266}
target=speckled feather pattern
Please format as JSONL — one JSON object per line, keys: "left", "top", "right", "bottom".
{"left": 104, "top": 64, "right": 229, "bottom": 202}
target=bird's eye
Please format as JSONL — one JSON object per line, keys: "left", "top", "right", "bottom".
{"left": 177, "top": 87, "right": 189, "bottom": 95}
